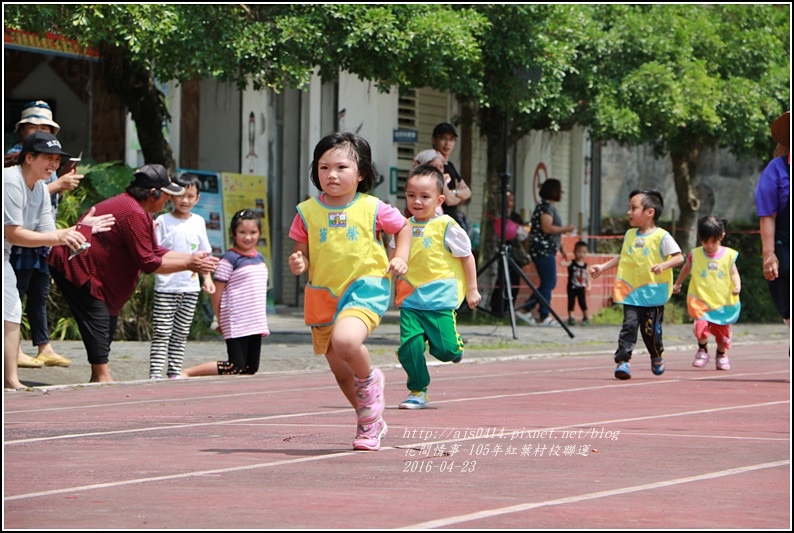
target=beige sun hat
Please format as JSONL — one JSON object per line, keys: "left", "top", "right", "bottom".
{"left": 15, "top": 100, "right": 60, "bottom": 135}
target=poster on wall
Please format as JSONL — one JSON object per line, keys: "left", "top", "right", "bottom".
{"left": 176, "top": 169, "right": 225, "bottom": 257}
{"left": 220, "top": 173, "right": 272, "bottom": 267}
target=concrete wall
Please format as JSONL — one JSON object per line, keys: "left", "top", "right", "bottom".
{"left": 599, "top": 141, "right": 765, "bottom": 227}
{"left": 336, "top": 75, "right": 400, "bottom": 203}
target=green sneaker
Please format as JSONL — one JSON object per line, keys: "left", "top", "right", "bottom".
{"left": 567, "top": 317, "right": 576, "bottom": 326}
{"left": 399, "top": 391, "right": 429, "bottom": 410}
{"left": 582, "top": 318, "right": 590, "bottom": 326}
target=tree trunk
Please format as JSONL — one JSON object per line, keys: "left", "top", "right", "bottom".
{"left": 670, "top": 144, "right": 701, "bottom": 251}
{"left": 99, "top": 45, "right": 175, "bottom": 172}
{"left": 476, "top": 106, "right": 511, "bottom": 313}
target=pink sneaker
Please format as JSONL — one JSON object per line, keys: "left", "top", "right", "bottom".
{"left": 353, "top": 418, "right": 388, "bottom": 451}
{"left": 692, "top": 349, "right": 710, "bottom": 368}
{"left": 716, "top": 355, "right": 731, "bottom": 371}
{"left": 355, "top": 368, "right": 385, "bottom": 425}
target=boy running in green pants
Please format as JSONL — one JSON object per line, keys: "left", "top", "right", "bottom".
{"left": 390, "top": 164, "right": 481, "bottom": 409}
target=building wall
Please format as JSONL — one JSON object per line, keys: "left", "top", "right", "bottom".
{"left": 198, "top": 79, "right": 241, "bottom": 174}
{"left": 599, "top": 141, "right": 764, "bottom": 229}
{"left": 336, "top": 75, "right": 401, "bottom": 203}
{"left": 5, "top": 61, "right": 90, "bottom": 157}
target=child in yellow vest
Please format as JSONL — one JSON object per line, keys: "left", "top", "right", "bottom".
{"left": 288, "top": 133, "right": 411, "bottom": 451}
{"left": 390, "top": 165, "right": 481, "bottom": 409}
{"left": 673, "top": 215, "right": 741, "bottom": 370}
{"left": 591, "top": 189, "right": 684, "bottom": 380}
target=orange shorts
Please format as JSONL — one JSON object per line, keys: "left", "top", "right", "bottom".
{"left": 693, "top": 319, "right": 732, "bottom": 349}
{"left": 311, "top": 307, "right": 381, "bottom": 355}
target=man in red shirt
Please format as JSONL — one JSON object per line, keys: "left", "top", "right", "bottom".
{"left": 49, "top": 164, "right": 219, "bottom": 383}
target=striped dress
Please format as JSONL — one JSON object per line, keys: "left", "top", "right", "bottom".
{"left": 215, "top": 249, "right": 269, "bottom": 340}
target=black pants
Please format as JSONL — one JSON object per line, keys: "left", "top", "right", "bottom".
{"left": 614, "top": 304, "right": 664, "bottom": 363}
{"left": 14, "top": 267, "right": 51, "bottom": 347}
{"left": 51, "top": 269, "right": 117, "bottom": 365}
{"left": 567, "top": 287, "right": 588, "bottom": 315}
{"left": 218, "top": 334, "right": 262, "bottom": 375}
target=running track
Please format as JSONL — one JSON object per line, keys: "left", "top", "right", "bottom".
{"left": 4, "top": 343, "right": 790, "bottom": 529}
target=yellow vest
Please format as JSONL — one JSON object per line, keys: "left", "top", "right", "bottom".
{"left": 395, "top": 215, "right": 466, "bottom": 310}
{"left": 297, "top": 193, "right": 390, "bottom": 326}
{"left": 686, "top": 246, "right": 740, "bottom": 324}
{"left": 614, "top": 227, "right": 673, "bottom": 307}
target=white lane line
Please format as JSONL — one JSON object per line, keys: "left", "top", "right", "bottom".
{"left": 3, "top": 451, "right": 360, "bottom": 501}
{"left": 386, "top": 400, "right": 789, "bottom": 450}
{"left": 398, "top": 460, "right": 791, "bottom": 530}
{"left": 4, "top": 402, "right": 788, "bottom": 501}
{"left": 4, "top": 375, "right": 789, "bottom": 445}
{"left": 6, "top": 365, "right": 787, "bottom": 416}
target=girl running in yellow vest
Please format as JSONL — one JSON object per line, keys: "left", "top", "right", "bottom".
{"left": 673, "top": 215, "right": 741, "bottom": 370}
{"left": 390, "top": 164, "right": 481, "bottom": 409}
{"left": 590, "top": 189, "right": 684, "bottom": 380}
{"left": 288, "top": 132, "right": 411, "bottom": 451}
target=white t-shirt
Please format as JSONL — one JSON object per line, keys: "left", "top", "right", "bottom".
{"left": 660, "top": 232, "right": 682, "bottom": 258}
{"left": 153, "top": 212, "right": 212, "bottom": 292}
{"left": 3, "top": 165, "right": 54, "bottom": 261}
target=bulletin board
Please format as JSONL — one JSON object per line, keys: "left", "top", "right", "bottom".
{"left": 176, "top": 169, "right": 225, "bottom": 257}
{"left": 220, "top": 172, "right": 272, "bottom": 267}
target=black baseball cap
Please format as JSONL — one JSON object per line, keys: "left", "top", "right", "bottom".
{"left": 432, "top": 122, "right": 458, "bottom": 138}
{"left": 132, "top": 164, "right": 185, "bottom": 195}
{"left": 21, "top": 131, "right": 72, "bottom": 158}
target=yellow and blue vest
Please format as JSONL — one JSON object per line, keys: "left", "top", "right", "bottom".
{"left": 686, "top": 246, "right": 740, "bottom": 324}
{"left": 395, "top": 215, "right": 465, "bottom": 311}
{"left": 297, "top": 193, "right": 391, "bottom": 326}
{"left": 614, "top": 227, "right": 674, "bottom": 307}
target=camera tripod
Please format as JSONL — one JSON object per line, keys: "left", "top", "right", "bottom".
{"left": 475, "top": 114, "right": 574, "bottom": 339}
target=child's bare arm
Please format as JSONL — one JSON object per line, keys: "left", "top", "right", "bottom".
{"left": 289, "top": 242, "right": 309, "bottom": 276}
{"left": 387, "top": 221, "right": 412, "bottom": 276}
{"left": 202, "top": 274, "right": 216, "bottom": 294}
{"left": 672, "top": 254, "right": 692, "bottom": 294}
{"left": 461, "top": 254, "right": 481, "bottom": 308}
{"left": 590, "top": 256, "right": 619, "bottom": 279}
{"left": 211, "top": 279, "right": 226, "bottom": 333}
{"left": 651, "top": 252, "right": 684, "bottom": 275}
{"left": 730, "top": 263, "right": 741, "bottom": 295}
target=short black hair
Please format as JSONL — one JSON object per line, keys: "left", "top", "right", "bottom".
{"left": 407, "top": 164, "right": 445, "bottom": 194}
{"left": 310, "top": 132, "right": 377, "bottom": 194}
{"left": 629, "top": 189, "right": 664, "bottom": 222}
{"left": 175, "top": 172, "right": 202, "bottom": 191}
{"left": 697, "top": 215, "right": 727, "bottom": 242}
{"left": 229, "top": 208, "right": 261, "bottom": 241}
{"left": 539, "top": 179, "right": 562, "bottom": 202}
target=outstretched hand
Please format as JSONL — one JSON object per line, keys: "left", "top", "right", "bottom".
{"left": 81, "top": 206, "right": 116, "bottom": 234}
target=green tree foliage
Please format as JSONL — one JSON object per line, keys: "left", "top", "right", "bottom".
{"left": 463, "top": 5, "right": 597, "bottom": 292}
{"left": 573, "top": 4, "right": 790, "bottom": 245}
{"left": 4, "top": 4, "right": 487, "bottom": 171}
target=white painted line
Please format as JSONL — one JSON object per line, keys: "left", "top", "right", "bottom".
{"left": 398, "top": 460, "right": 790, "bottom": 529}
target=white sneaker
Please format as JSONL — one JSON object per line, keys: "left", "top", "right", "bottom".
{"left": 516, "top": 311, "right": 537, "bottom": 326}
{"left": 539, "top": 316, "right": 556, "bottom": 327}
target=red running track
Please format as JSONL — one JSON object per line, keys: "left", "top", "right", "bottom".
{"left": 3, "top": 343, "right": 790, "bottom": 529}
